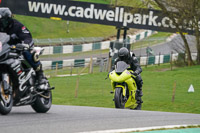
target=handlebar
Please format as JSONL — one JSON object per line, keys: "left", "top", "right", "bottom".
{"left": 130, "top": 72, "right": 138, "bottom": 78}
{"left": 10, "top": 45, "right": 28, "bottom": 53}
{"left": 9, "top": 45, "right": 24, "bottom": 57}
{"left": 10, "top": 45, "right": 20, "bottom": 50}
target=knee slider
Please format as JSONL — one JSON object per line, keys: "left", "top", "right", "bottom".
{"left": 33, "top": 52, "right": 40, "bottom": 62}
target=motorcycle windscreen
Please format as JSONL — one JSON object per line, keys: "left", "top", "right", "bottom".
{"left": 0, "top": 33, "right": 10, "bottom": 55}
{"left": 0, "top": 33, "right": 10, "bottom": 44}
{"left": 115, "top": 61, "right": 129, "bottom": 73}
{"left": 0, "top": 42, "right": 10, "bottom": 56}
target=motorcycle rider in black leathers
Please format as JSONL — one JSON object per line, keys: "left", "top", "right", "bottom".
{"left": 0, "top": 7, "right": 47, "bottom": 90}
{"left": 112, "top": 47, "right": 143, "bottom": 110}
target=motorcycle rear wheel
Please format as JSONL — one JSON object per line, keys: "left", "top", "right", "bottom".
{"left": 114, "top": 87, "right": 125, "bottom": 109}
{"left": 0, "top": 77, "right": 13, "bottom": 115}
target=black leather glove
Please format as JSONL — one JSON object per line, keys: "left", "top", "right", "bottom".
{"left": 16, "top": 43, "right": 30, "bottom": 51}
{"left": 131, "top": 70, "right": 139, "bottom": 77}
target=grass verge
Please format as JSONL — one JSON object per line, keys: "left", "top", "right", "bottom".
{"left": 15, "top": 15, "right": 116, "bottom": 39}
{"left": 48, "top": 64, "right": 200, "bottom": 114}
{"left": 132, "top": 125, "right": 200, "bottom": 133}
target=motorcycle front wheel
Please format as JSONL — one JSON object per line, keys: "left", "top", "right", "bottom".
{"left": 114, "top": 87, "right": 125, "bottom": 109}
{"left": 0, "top": 75, "right": 13, "bottom": 115}
{"left": 31, "top": 90, "right": 52, "bottom": 113}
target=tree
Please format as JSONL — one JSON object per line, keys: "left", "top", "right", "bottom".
{"left": 117, "top": 0, "right": 200, "bottom": 65}
{"left": 190, "top": 0, "right": 200, "bottom": 64}
{"left": 149, "top": 0, "right": 194, "bottom": 66}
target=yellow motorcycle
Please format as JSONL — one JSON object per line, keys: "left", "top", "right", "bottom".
{"left": 109, "top": 61, "right": 138, "bottom": 109}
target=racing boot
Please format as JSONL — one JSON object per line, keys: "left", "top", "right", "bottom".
{"left": 134, "top": 88, "right": 143, "bottom": 110}
{"left": 35, "top": 65, "right": 48, "bottom": 90}
{"left": 36, "top": 70, "right": 47, "bottom": 85}
{"left": 134, "top": 96, "right": 143, "bottom": 110}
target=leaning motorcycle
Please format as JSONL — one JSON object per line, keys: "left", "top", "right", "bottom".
{"left": 0, "top": 38, "right": 54, "bottom": 115}
{"left": 109, "top": 61, "right": 138, "bottom": 109}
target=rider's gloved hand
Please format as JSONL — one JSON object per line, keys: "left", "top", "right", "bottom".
{"left": 131, "top": 70, "right": 139, "bottom": 77}
{"left": 16, "top": 43, "right": 30, "bottom": 51}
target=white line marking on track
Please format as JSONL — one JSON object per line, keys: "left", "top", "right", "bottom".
{"left": 80, "top": 124, "right": 200, "bottom": 133}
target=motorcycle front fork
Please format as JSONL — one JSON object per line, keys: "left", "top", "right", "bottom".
{"left": 1, "top": 74, "right": 12, "bottom": 95}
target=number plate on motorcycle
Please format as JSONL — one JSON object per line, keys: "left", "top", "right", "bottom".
{"left": 0, "top": 42, "right": 2, "bottom": 52}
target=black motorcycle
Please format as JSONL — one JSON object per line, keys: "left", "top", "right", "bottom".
{"left": 0, "top": 37, "right": 54, "bottom": 115}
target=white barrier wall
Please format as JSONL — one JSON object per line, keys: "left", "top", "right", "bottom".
{"left": 63, "top": 45, "right": 73, "bottom": 54}
{"left": 155, "top": 55, "right": 164, "bottom": 64}
{"left": 39, "top": 30, "right": 155, "bottom": 55}
{"left": 140, "top": 57, "right": 147, "bottom": 66}
{"left": 101, "top": 41, "right": 110, "bottom": 49}
{"left": 172, "top": 53, "right": 179, "bottom": 61}
{"left": 41, "top": 53, "right": 198, "bottom": 70}
{"left": 43, "top": 46, "right": 53, "bottom": 55}
{"left": 63, "top": 59, "right": 75, "bottom": 67}
{"left": 83, "top": 43, "right": 93, "bottom": 52}
{"left": 41, "top": 61, "right": 52, "bottom": 69}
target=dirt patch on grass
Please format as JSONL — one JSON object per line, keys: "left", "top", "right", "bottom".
{"left": 155, "top": 67, "right": 178, "bottom": 72}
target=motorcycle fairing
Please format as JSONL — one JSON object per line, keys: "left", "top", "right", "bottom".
{"left": 109, "top": 70, "right": 132, "bottom": 83}
{"left": 110, "top": 70, "right": 138, "bottom": 109}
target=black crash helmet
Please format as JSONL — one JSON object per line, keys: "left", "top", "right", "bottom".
{"left": 0, "top": 8, "right": 12, "bottom": 30}
{"left": 118, "top": 47, "right": 130, "bottom": 62}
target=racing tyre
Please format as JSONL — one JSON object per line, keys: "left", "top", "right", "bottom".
{"left": 114, "top": 87, "right": 125, "bottom": 108}
{"left": 0, "top": 78, "right": 13, "bottom": 115}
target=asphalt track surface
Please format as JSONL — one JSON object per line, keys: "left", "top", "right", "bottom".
{"left": 0, "top": 105, "right": 200, "bottom": 133}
